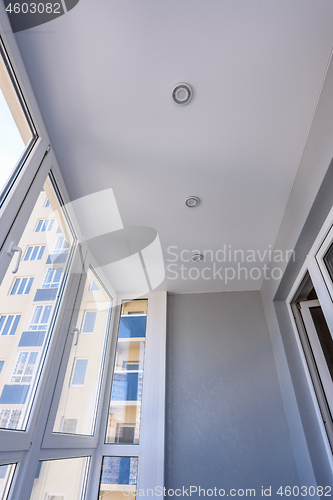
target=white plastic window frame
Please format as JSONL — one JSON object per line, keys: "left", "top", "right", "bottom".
{"left": 83, "top": 291, "right": 167, "bottom": 499}
{"left": 287, "top": 205, "right": 333, "bottom": 475}
{"left": 0, "top": 36, "right": 38, "bottom": 212}
{"left": 41, "top": 256, "right": 116, "bottom": 451}
{"left": 0, "top": 166, "right": 80, "bottom": 470}
{"left": 0, "top": 11, "right": 166, "bottom": 497}
{"left": 0, "top": 8, "right": 84, "bottom": 497}
{"left": 0, "top": 169, "right": 82, "bottom": 496}
{"left": 39, "top": 285, "right": 166, "bottom": 500}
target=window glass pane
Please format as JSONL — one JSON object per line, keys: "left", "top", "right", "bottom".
{"left": 0, "top": 176, "right": 74, "bottom": 430}
{"left": 0, "top": 314, "right": 21, "bottom": 336}
{"left": 106, "top": 300, "right": 147, "bottom": 444}
{"left": 0, "top": 40, "right": 35, "bottom": 203}
{"left": 29, "top": 457, "right": 89, "bottom": 500}
{"left": 0, "top": 464, "right": 16, "bottom": 499}
{"left": 10, "top": 314, "right": 20, "bottom": 336}
{"left": 24, "top": 247, "right": 33, "bottom": 261}
{"left": 90, "top": 280, "right": 99, "bottom": 292}
{"left": 31, "top": 247, "right": 39, "bottom": 260}
{"left": 30, "top": 306, "right": 42, "bottom": 327}
{"left": 98, "top": 457, "right": 138, "bottom": 500}
{"left": 10, "top": 279, "right": 19, "bottom": 295}
{"left": 37, "top": 246, "right": 45, "bottom": 260}
{"left": 82, "top": 311, "right": 97, "bottom": 333}
{"left": 61, "top": 417, "right": 78, "bottom": 434}
{"left": 17, "top": 277, "right": 28, "bottom": 295}
{"left": 41, "top": 305, "right": 52, "bottom": 325}
{"left": 53, "top": 236, "right": 67, "bottom": 254}
{"left": 42, "top": 268, "right": 63, "bottom": 289}
{"left": 53, "top": 269, "right": 111, "bottom": 436}
{"left": 2, "top": 316, "right": 13, "bottom": 336}
{"left": 71, "top": 359, "right": 88, "bottom": 386}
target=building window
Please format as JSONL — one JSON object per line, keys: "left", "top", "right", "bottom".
{"left": 71, "top": 359, "right": 88, "bottom": 387}
{"left": 30, "top": 458, "right": 89, "bottom": 499}
{"left": 53, "top": 236, "right": 69, "bottom": 254}
{"left": 24, "top": 245, "right": 45, "bottom": 261}
{"left": 42, "top": 268, "right": 63, "bottom": 289}
{"left": 61, "top": 418, "right": 78, "bottom": 434}
{"left": 98, "top": 457, "right": 138, "bottom": 498}
{"left": 35, "top": 219, "right": 54, "bottom": 232}
{"left": 116, "top": 424, "right": 136, "bottom": 444}
{"left": 28, "top": 306, "right": 52, "bottom": 331}
{"left": 0, "top": 314, "right": 21, "bottom": 336}
{"left": 10, "top": 351, "right": 38, "bottom": 384}
{"left": 106, "top": 299, "right": 147, "bottom": 444}
{"left": 0, "top": 361, "right": 4, "bottom": 373}
{"left": 81, "top": 311, "right": 97, "bottom": 334}
{"left": 89, "top": 280, "right": 100, "bottom": 292}
{"left": 0, "top": 409, "right": 22, "bottom": 429}
{"left": 44, "top": 199, "right": 50, "bottom": 207}
{"left": 10, "top": 277, "right": 34, "bottom": 295}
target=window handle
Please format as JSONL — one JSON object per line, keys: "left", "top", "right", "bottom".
{"left": 72, "top": 328, "right": 80, "bottom": 346}
{"left": 7, "top": 242, "right": 22, "bottom": 274}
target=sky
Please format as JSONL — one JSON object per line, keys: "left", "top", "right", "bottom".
{"left": 0, "top": 87, "right": 26, "bottom": 195}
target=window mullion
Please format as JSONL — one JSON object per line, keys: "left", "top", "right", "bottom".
{"left": 308, "top": 258, "right": 333, "bottom": 334}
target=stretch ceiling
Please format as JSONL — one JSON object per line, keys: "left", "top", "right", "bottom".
{"left": 12, "top": 0, "right": 333, "bottom": 293}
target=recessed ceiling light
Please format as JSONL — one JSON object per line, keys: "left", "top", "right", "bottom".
{"left": 192, "top": 254, "right": 203, "bottom": 262}
{"left": 172, "top": 83, "right": 192, "bottom": 105}
{"left": 185, "top": 196, "right": 200, "bottom": 208}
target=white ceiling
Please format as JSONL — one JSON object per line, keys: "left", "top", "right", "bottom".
{"left": 15, "top": 0, "right": 333, "bottom": 293}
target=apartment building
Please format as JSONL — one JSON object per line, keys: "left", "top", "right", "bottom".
{"left": 1, "top": 1, "right": 333, "bottom": 500}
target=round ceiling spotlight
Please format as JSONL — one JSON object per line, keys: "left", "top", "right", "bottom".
{"left": 172, "top": 83, "right": 192, "bottom": 105}
{"left": 192, "top": 254, "right": 203, "bottom": 262}
{"left": 185, "top": 196, "right": 200, "bottom": 208}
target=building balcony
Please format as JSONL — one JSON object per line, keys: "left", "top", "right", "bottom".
{"left": 33, "top": 288, "right": 58, "bottom": 302}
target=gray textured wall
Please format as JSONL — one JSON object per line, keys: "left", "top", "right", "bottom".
{"left": 165, "top": 291, "right": 299, "bottom": 499}
{"left": 261, "top": 160, "right": 333, "bottom": 486}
